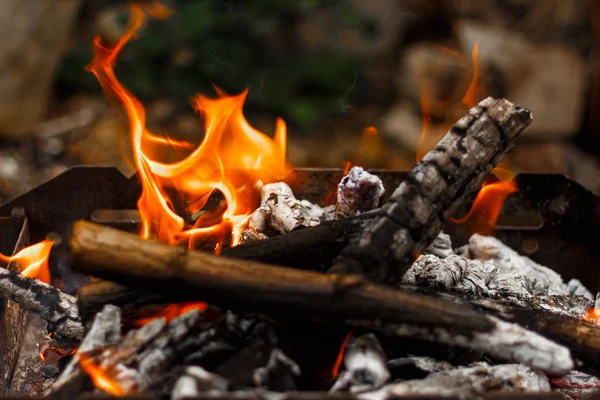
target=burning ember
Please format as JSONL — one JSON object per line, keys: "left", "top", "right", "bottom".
{"left": 87, "top": 1, "right": 289, "bottom": 249}
{"left": 0, "top": 239, "right": 54, "bottom": 284}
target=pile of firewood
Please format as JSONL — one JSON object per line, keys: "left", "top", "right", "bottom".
{"left": 3, "top": 97, "right": 600, "bottom": 399}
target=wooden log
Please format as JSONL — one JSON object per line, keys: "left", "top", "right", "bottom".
{"left": 329, "top": 97, "right": 533, "bottom": 282}
{"left": 69, "top": 221, "right": 574, "bottom": 374}
{"left": 0, "top": 264, "right": 83, "bottom": 348}
{"left": 70, "top": 221, "right": 493, "bottom": 333}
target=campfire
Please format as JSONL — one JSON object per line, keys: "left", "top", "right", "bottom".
{"left": 2, "top": 2, "right": 600, "bottom": 400}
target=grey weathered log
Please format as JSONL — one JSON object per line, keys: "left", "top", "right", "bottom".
{"left": 0, "top": 265, "right": 83, "bottom": 348}
{"left": 329, "top": 97, "right": 533, "bottom": 282}
{"left": 46, "top": 305, "right": 122, "bottom": 397}
{"left": 377, "top": 363, "right": 550, "bottom": 397}
{"left": 375, "top": 314, "right": 573, "bottom": 375}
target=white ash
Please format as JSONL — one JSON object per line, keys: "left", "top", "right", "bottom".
{"left": 171, "top": 366, "right": 230, "bottom": 400}
{"left": 388, "top": 356, "right": 455, "bottom": 375}
{"left": 248, "top": 182, "right": 322, "bottom": 234}
{"left": 330, "top": 334, "right": 390, "bottom": 394}
{"left": 404, "top": 233, "right": 594, "bottom": 306}
{"left": 422, "top": 231, "right": 453, "bottom": 259}
{"left": 335, "top": 167, "right": 385, "bottom": 219}
{"left": 377, "top": 363, "right": 550, "bottom": 398}
{"left": 465, "top": 234, "right": 576, "bottom": 297}
{"left": 381, "top": 315, "right": 574, "bottom": 375}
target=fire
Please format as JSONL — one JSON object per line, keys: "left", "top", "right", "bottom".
{"left": 331, "top": 331, "right": 353, "bottom": 378}
{"left": 78, "top": 353, "right": 124, "bottom": 396}
{"left": 450, "top": 169, "right": 517, "bottom": 236}
{"left": 131, "top": 301, "right": 208, "bottom": 327}
{"left": 87, "top": 1, "right": 289, "bottom": 249}
{"left": 0, "top": 240, "right": 54, "bottom": 284}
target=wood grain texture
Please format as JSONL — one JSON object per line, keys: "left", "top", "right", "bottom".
{"left": 329, "top": 97, "right": 533, "bottom": 282}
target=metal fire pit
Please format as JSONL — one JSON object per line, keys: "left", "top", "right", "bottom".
{"left": 0, "top": 166, "right": 599, "bottom": 293}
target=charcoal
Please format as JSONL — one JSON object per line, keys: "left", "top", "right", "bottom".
{"left": 330, "top": 333, "right": 390, "bottom": 393}
{"left": 335, "top": 166, "right": 385, "bottom": 219}
{"left": 387, "top": 356, "right": 455, "bottom": 381}
{"left": 551, "top": 370, "right": 600, "bottom": 400}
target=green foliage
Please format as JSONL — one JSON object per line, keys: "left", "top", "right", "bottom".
{"left": 56, "top": 0, "right": 378, "bottom": 131}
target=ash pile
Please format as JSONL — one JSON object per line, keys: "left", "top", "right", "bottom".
{"left": 2, "top": 97, "right": 600, "bottom": 400}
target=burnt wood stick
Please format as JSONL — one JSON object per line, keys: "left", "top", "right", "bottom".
{"left": 329, "top": 97, "right": 533, "bottom": 282}
{"left": 0, "top": 265, "right": 83, "bottom": 347}
{"left": 70, "top": 220, "right": 493, "bottom": 334}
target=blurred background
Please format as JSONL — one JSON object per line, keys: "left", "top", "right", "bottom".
{"left": 1, "top": 0, "right": 599, "bottom": 201}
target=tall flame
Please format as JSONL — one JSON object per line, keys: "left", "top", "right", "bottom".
{"left": 0, "top": 240, "right": 54, "bottom": 284}
{"left": 450, "top": 169, "right": 517, "bottom": 236}
{"left": 78, "top": 354, "right": 125, "bottom": 396}
{"left": 87, "top": 2, "right": 289, "bottom": 248}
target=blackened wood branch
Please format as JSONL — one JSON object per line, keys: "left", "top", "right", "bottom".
{"left": 0, "top": 265, "right": 84, "bottom": 348}
{"left": 329, "top": 97, "right": 533, "bottom": 282}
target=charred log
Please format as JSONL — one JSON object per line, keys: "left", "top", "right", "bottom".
{"left": 0, "top": 265, "right": 83, "bottom": 348}
{"left": 329, "top": 97, "right": 533, "bottom": 282}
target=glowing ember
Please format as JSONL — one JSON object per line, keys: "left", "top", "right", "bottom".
{"left": 132, "top": 302, "right": 208, "bottom": 327}
{"left": 78, "top": 354, "right": 124, "bottom": 396}
{"left": 331, "top": 331, "right": 353, "bottom": 378}
{"left": 87, "top": 1, "right": 289, "bottom": 249}
{"left": 0, "top": 240, "right": 54, "bottom": 284}
{"left": 450, "top": 169, "right": 517, "bottom": 236}
{"left": 584, "top": 308, "right": 600, "bottom": 325}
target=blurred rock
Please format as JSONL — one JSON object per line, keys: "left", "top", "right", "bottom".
{"left": 0, "top": 0, "right": 81, "bottom": 138}
{"left": 458, "top": 22, "right": 587, "bottom": 139}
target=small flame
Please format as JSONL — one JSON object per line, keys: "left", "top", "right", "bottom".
{"left": 417, "top": 40, "right": 481, "bottom": 161}
{"left": 132, "top": 301, "right": 208, "bottom": 327}
{"left": 87, "top": 2, "right": 289, "bottom": 249}
{"left": 450, "top": 169, "right": 517, "bottom": 235}
{"left": 0, "top": 240, "right": 54, "bottom": 284}
{"left": 79, "top": 353, "right": 125, "bottom": 396}
{"left": 331, "top": 331, "right": 353, "bottom": 378}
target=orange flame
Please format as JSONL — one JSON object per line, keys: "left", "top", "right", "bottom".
{"left": 417, "top": 40, "right": 481, "bottom": 161}
{"left": 78, "top": 353, "right": 125, "bottom": 396}
{"left": 0, "top": 240, "right": 54, "bottom": 284}
{"left": 87, "top": 2, "right": 289, "bottom": 249}
{"left": 450, "top": 169, "right": 517, "bottom": 235}
{"left": 331, "top": 331, "right": 353, "bottom": 378}
{"left": 132, "top": 301, "right": 208, "bottom": 327}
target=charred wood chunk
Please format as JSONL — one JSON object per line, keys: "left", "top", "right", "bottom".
{"left": 47, "top": 305, "right": 122, "bottom": 397}
{"left": 330, "top": 333, "right": 390, "bottom": 394}
{"left": 330, "top": 98, "right": 533, "bottom": 282}
{"left": 249, "top": 182, "right": 323, "bottom": 235}
{"left": 335, "top": 167, "right": 385, "bottom": 219}
{"left": 381, "top": 363, "right": 550, "bottom": 397}
{"left": 172, "top": 366, "right": 231, "bottom": 400}
{"left": 0, "top": 265, "right": 83, "bottom": 348}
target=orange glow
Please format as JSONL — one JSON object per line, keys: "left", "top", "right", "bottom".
{"left": 132, "top": 301, "right": 208, "bottom": 327}
{"left": 461, "top": 41, "right": 480, "bottom": 108}
{"left": 584, "top": 308, "right": 600, "bottom": 324}
{"left": 78, "top": 353, "right": 125, "bottom": 396}
{"left": 0, "top": 240, "right": 54, "bottom": 284}
{"left": 332, "top": 331, "right": 353, "bottom": 378}
{"left": 362, "top": 126, "right": 379, "bottom": 136}
{"left": 40, "top": 346, "right": 76, "bottom": 362}
{"left": 450, "top": 169, "right": 517, "bottom": 235}
{"left": 87, "top": 2, "right": 289, "bottom": 249}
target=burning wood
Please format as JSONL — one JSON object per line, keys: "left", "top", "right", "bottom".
{"left": 330, "top": 97, "right": 533, "bottom": 282}
{"left": 0, "top": 264, "right": 83, "bottom": 348}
